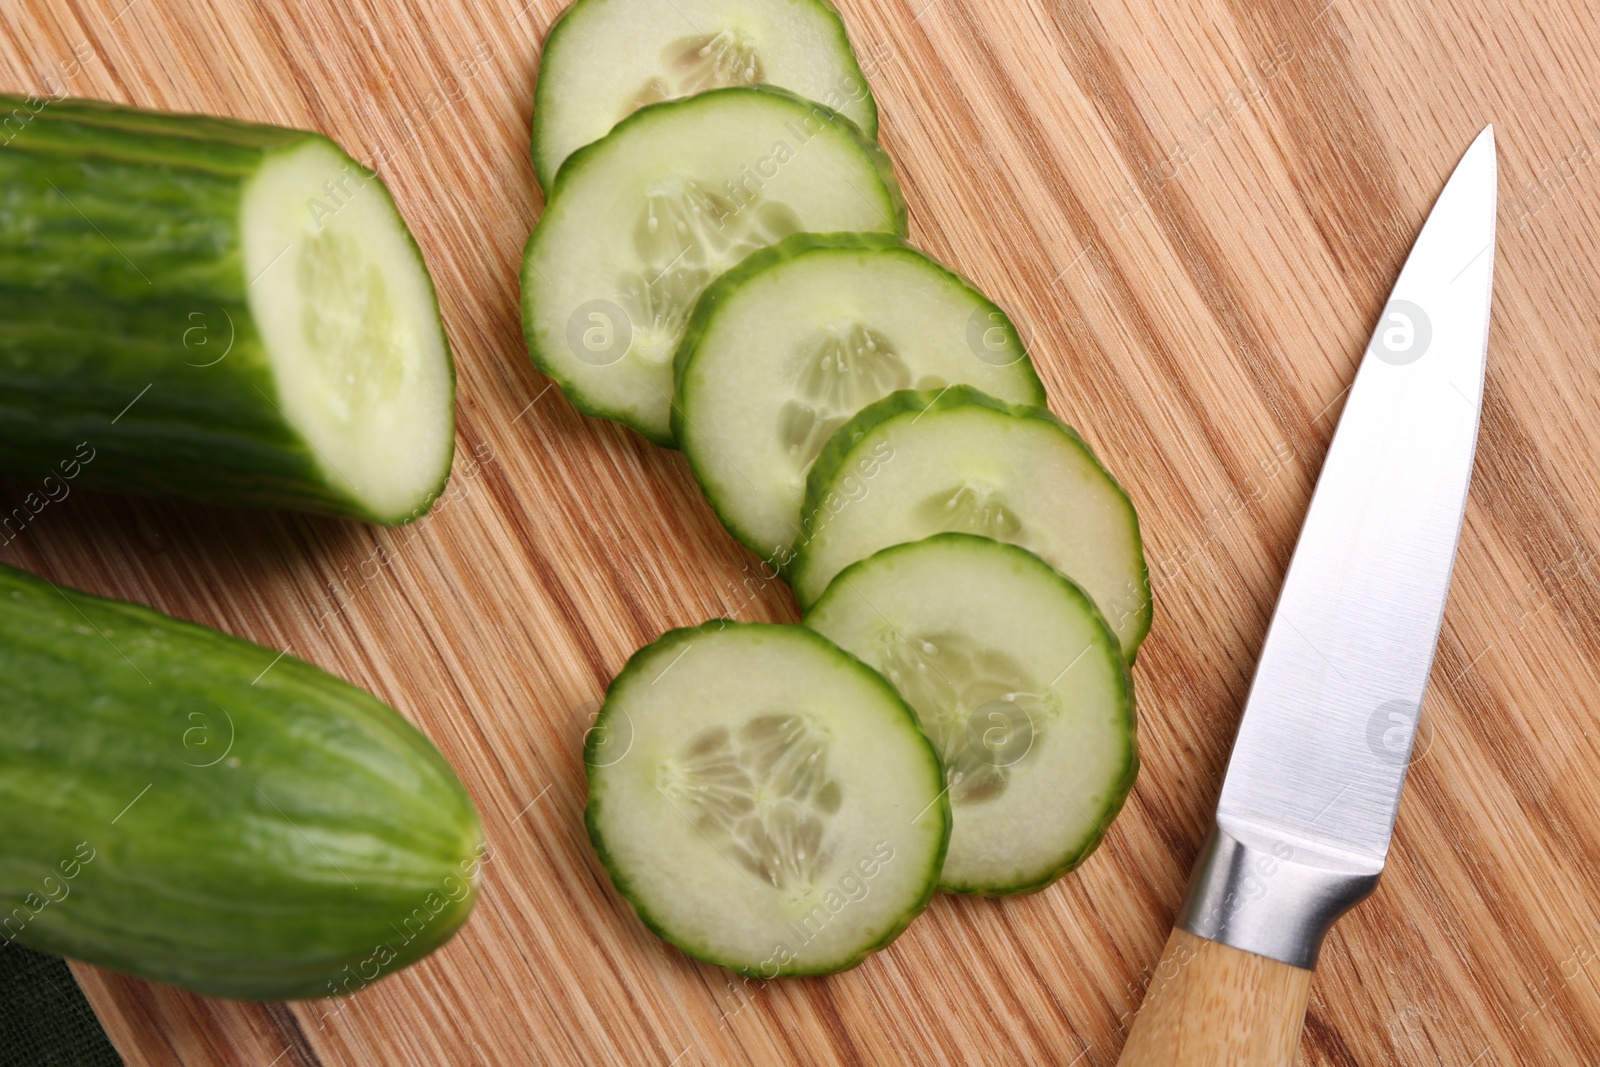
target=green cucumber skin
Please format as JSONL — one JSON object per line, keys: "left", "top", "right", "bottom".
{"left": 523, "top": 86, "right": 906, "bottom": 449}
{"left": 806, "top": 533, "right": 1140, "bottom": 896}
{"left": 530, "top": 0, "right": 879, "bottom": 195}
{"left": 585, "top": 620, "right": 950, "bottom": 976}
{"left": 794, "top": 386, "right": 1154, "bottom": 660}
{"left": 669, "top": 231, "right": 1048, "bottom": 451}
{"left": 0, "top": 562, "right": 483, "bottom": 1000}
{"left": 0, "top": 95, "right": 455, "bottom": 525}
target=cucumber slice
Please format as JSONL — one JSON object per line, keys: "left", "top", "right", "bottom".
{"left": 804, "top": 535, "right": 1137, "bottom": 894}
{"left": 521, "top": 86, "right": 905, "bottom": 445}
{"left": 673, "top": 232, "right": 1047, "bottom": 562}
{"left": 791, "top": 387, "right": 1152, "bottom": 659}
{"left": 533, "top": 0, "right": 878, "bottom": 193}
{"left": 585, "top": 621, "right": 948, "bottom": 975}
{"left": 0, "top": 96, "right": 454, "bottom": 525}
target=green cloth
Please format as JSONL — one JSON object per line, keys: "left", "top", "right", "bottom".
{"left": 0, "top": 945, "right": 121, "bottom": 1066}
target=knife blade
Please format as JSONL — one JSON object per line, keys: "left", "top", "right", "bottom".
{"left": 1218, "top": 123, "right": 1496, "bottom": 861}
{"left": 1117, "top": 127, "right": 1497, "bottom": 1067}
{"left": 1178, "top": 124, "right": 1496, "bottom": 969}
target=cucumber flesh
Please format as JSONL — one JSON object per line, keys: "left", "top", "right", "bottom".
{"left": 791, "top": 387, "right": 1152, "bottom": 659}
{"left": 244, "top": 138, "right": 455, "bottom": 523}
{"left": 532, "top": 0, "right": 877, "bottom": 192}
{"left": 521, "top": 86, "right": 905, "bottom": 445}
{"left": 673, "top": 233, "right": 1046, "bottom": 562}
{"left": 804, "top": 535, "right": 1137, "bottom": 893}
{"left": 585, "top": 621, "right": 948, "bottom": 975}
{"left": 0, "top": 96, "right": 454, "bottom": 525}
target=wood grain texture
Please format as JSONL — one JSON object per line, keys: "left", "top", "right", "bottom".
{"left": 1116, "top": 929, "right": 1311, "bottom": 1066}
{"left": 3, "top": 0, "right": 1600, "bottom": 1063}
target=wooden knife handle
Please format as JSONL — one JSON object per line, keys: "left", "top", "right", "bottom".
{"left": 1116, "top": 928, "right": 1312, "bottom": 1067}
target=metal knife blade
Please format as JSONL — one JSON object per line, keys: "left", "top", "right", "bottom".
{"left": 1179, "top": 127, "right": 1496, "bottom": 967}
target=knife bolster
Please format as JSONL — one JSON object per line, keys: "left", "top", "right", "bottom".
{"left": 1176, "top": 821, "right": 1382, "bottom": 969}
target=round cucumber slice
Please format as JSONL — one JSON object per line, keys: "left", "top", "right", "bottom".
{"left": 533, "top": 0, "right": 878, "bottom": 192}
{"left": 804, "top": 534, "right": 1137, "bottom": 894}
{"left": 791, "top": 387, "right": 1152, "bottom": 660}
{"left": 521, "top": 86, "right": 905, "bottom": 446}
{"left": 585, "top": 621, "right": 948, "bottom": 975}
{"left": 243, "top": 137, "right": 455, "bottom": 524}
{"left": 673, "top": 232, "right": 1047, "bottom": 563}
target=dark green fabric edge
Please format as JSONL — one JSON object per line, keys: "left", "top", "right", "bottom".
{"left": 0, "top": 944, "right": 121, "bottom": 1067}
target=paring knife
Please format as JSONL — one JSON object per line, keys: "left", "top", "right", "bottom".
{"left": 1117, "top": 126, "right": 1497, "bottom": 1066}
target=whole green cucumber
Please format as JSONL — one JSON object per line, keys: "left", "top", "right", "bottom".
{"left": 0, "top": 562, "right": 483, "bottom": 1000}
{"left": 0, "top": 95, "right": 455, "bottom": 525}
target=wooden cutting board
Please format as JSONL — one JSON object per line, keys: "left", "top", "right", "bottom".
{"left": 4, "top": 0, "right": 1599, "bottom": 1062}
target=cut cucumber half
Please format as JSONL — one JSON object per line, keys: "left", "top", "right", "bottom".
{"left": 533, "top": 0, "right": 878, "bottom": 193}
{"left": 673, "top": 232, "right": 1046, "bottom": 564}
{"left": 804, "top": 534, "right": 1137, "bottom": 894}
{"left": 791, "top": 387, "right": 1152, "bottom": 659}
{"left": 585, "top": 621, "right": 948, "bottom": 975}
{"left": 0, "top": 96, "right": 454, "bottom": 525}
{"left": 521, "top": 86, "right": 906, "bottom": 445}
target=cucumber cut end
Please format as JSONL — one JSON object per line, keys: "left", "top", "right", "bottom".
{"left": 243, "top": 138, "right": 454, "bottom": 524}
